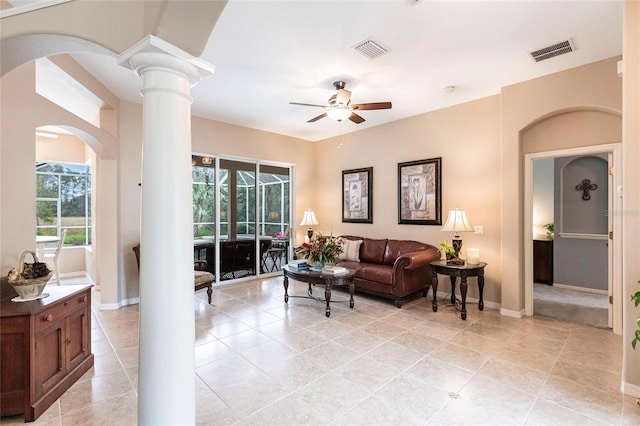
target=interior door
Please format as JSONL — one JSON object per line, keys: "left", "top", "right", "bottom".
{"left": 607, "top": 152, "right": 613, "bottom": 328}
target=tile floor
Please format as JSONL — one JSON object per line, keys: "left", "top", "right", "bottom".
{"left": 3, "top": 275, "right": 638, "bottom": 425}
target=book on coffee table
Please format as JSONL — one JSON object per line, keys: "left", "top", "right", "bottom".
{"left": 288, "top": 259, "right": 309, "bottom": 269}
{"left": 322, "top": 265, "right": 347, "bottom": 275}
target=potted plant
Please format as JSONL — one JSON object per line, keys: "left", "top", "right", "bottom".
{"left": 295, "top": 233, "right": 344, "bottom": 269}
{"left": 633, "top": 279, "right": 640, "bottom": 406}
{"left": 439, "top": 240, "right": 462, "bottom": 264}
{"left": 632, "top": 279, "right": 640, "bottom": 350}
{"left": 543, "top": 223, "right": 554, "bottom": 240}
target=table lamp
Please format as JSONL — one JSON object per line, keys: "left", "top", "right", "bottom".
{"left": 441, "top": 208, "right": 473, "bottom": 264}
{"left": 299, "top": 209, "right": 319, "bottom": 243}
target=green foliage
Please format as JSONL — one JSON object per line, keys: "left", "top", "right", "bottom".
{"left": 632, "top": 280, "right": 640, "bottom": 350}
{"left": 439, "top": 240, "right": 456, "bottom": 256}
{"left": 543, "top": 223, "right": 554, "bottom": 239}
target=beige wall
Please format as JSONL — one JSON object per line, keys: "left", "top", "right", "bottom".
{"left": 522, "top": 110, "right": 621, "bottom": 154}
{"left": 313, "top": 96, "right": 502, "bottom": 305}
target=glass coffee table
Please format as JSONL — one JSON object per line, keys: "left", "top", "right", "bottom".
{"left": 282, "top": 265, "right": 356, "bottom": 317}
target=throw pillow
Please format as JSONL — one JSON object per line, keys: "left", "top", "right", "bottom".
{"left": 339, "top": 239, "right": 363, "bottom": 262}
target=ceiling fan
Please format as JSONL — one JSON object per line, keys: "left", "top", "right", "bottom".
{"left": 290, "top": 81, "right": 392, "bottom": 124}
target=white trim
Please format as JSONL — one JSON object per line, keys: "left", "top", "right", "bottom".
{"left": 0, "top": 0, "right": 71, "bottom": 19}
{"left": 553, "top": 282, "right": 608, "bottom": 295}
{"left": 557, "top": 232, "right": 608, "bottom": 240}
{"left": 621, "top": 381, "right": 640, "bottom": 398}
{"left": 99, "top": 297, "right": 140, "bottom": 311}
{"left": 500, "top": 308, "right": 524, "bottom": 318}
{"left": 524, "top": 142, "right": 622, "bottom": 335}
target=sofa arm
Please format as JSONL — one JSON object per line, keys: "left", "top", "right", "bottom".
{"left": 393, "top": 247, "right": 441, "bottom": 271}
{"left": 391, "top": 247, "right": 441, "bottom": 303}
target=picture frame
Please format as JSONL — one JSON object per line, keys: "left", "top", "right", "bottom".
{"left": 342, "top": 167, "right": 373, "bottom": 223}
{"left": 398, "top": 157, "right": 442, "bottom": 225}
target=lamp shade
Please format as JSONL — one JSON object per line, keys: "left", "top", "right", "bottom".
{"left": 441, "top": 208, "right": 473, "bottom": 233}
{"left": 299, "top": 209, "right": 319, "bottom": 226}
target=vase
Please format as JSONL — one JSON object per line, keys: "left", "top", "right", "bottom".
{"left": 310, "top": 261, "right": 324, "bottom": 271}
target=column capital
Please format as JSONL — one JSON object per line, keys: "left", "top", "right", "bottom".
{"left": 117, "top": 35, "right": 214, "bottom": 85}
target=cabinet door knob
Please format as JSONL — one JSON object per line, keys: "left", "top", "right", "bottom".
{"left": 80, "top": 296, "right": 87, "bottom": 303}
{"left": 43, "top": 314, "right": 53, "bottom": 322}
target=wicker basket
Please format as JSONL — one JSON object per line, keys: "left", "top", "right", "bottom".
{"left": 8, "top": 251, "right": 52, "bottom": 299}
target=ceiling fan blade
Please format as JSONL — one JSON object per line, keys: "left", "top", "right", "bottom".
{"left": 336, "top": 89, "right": 351, "bottom": 106}
{"left": 353, "top": 102, "right": 392, "bottom": 111}
{"left": 308, "top": 112, "right": 328, "bottom": 123}
{"left": 289, "top": 102, "right": 327, "bottom": 108}
{"left": 348, "top": 113, "right": 365, "bottom": 124}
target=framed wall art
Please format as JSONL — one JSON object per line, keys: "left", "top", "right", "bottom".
{"left": 397, "top": 157, "right": 441, "bottom": 225}
{"left": 342, "top": 167, "right": 373, "bottom": 223}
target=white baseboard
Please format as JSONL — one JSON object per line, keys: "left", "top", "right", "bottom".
{"left": 553, "top": 283, "right": 608, "bottom": 295}
{"left": 100, "top": 297, "right": 140, "bottom": 311}
{"left": 59, "top": 271, "right": 94, "bottom": 280}
{"left": 500, "top": 308, "right": 524, "bottom": 318}
{"left": 622, "top": 381, "right": 640, "bottom": 398}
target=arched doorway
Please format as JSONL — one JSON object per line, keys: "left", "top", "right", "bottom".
{"left": 521, "top": 108, "right": 622, "bottom": 333}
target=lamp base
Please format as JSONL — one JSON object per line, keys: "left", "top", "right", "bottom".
{"left": 447, "top": 236, "right": 465, "bottom": 265}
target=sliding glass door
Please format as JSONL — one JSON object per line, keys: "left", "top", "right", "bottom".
{"left": 193, "top": 155, "right": 291, "bottom": 282}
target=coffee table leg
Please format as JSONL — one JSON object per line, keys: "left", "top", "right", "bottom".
{"left": 325, "top": 282, "right": 331, "bottom": 317}
{"left": 349, "top": 280, "right": 355, "bottom": 309}
{"left": 460, "top": 276, "right": 468, "bottom": 320}
{"left": 283, "top": 276, "right": 289, "bottom": 303}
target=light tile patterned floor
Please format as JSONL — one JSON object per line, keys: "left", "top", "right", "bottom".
{"left": 3, "top": 276, "right": 638, "bottom": 425}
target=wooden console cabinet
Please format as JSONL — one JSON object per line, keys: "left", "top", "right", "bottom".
{"left": 1, "top": 283, "right": 94, "bottom": 422}
{"left": 533, "top": 239, "right": 554, "bottom": 285}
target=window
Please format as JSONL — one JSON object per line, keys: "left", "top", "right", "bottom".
{"left": 36, "top": 162, "right": 92, "bottom": 246}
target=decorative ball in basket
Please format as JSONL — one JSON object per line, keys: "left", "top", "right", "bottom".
{"left": 7, "top": 250, "right": 52, "bottom": 301}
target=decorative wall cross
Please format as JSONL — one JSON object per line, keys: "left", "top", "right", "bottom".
{"left": 576, "top": 178, "right": 598, "bottom": 201}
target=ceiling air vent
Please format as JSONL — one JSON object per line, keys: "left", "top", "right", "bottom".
{"left": 352, "top": 38, "right": 389, "bottom": 59}
{"left": 530, "top": 39, "right": 575, "bottom": 62}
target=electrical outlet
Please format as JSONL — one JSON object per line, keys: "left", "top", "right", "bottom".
{"left": 474, "top": 225, "right": 484, "bottom": 235}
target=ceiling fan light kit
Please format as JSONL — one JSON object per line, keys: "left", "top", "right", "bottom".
{"left": 327, "top": 108, "right": 352, "bottom": 121}
{"left": 290, "top": 80, "right": 392, "bottom": 124}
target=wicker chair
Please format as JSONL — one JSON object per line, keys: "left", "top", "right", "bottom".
{"left": 132, "top": 243, "right": 213, "bottom": 304}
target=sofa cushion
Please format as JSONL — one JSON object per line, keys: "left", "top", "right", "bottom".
{"left": 360, "top": 238, "right": 388, "bottom": 264}
{"left": 383, "top": 240, "right": 429, "bottom": 266}
{"left": 339, "top": 239, "right": 363, "bottom": 262}
{"left": 359, "top": 263, "right": 393, "bottom": 285}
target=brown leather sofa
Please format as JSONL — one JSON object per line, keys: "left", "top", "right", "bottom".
{"left": 335, "top": 235, "right": 441, "bottom": 307}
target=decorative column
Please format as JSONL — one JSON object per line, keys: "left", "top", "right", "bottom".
{"left": 118, "top": 36, "right": 214, "bottom": 425}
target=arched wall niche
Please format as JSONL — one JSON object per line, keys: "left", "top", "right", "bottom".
{"left": 559, "top": 155, "right": 608, "bottom": 235}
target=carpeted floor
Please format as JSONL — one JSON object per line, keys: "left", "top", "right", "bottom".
{"left": 534, "top": 283, "right": 609, "bottom": 329}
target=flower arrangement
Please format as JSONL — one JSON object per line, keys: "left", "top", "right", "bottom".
{"left": 296, "top": 233, "right": 344, "bottom": 265}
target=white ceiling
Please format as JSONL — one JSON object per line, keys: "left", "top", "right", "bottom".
{"left": 71, "top": 0, "right": 623, "bottom": 142}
